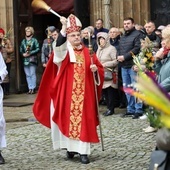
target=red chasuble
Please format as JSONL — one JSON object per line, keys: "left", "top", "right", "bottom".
{"left": 33, "top": 46, "right": 104, "bottom": 143}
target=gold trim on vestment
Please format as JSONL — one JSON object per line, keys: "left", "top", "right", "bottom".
{"left": 69, "top": 51, "right": 85, "bottom": 140}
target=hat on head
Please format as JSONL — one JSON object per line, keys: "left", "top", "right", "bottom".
{"left": 97, "top": 32, "right": 109, "bottom": 45}
{"left": 45, "top": 26, "right": 56, "bottom": 35}
{"left": 0, "top": 28, "right": 5, "bottom": 35}
{"left": 66, "top": 14, "right": 82, "bottom": 34}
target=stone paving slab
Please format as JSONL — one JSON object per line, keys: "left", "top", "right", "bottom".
{"left": 0, "top": 104, "right": 156, "bottom": 170}
{"left": 4, "top": 106, "right": 35, "bottom": 125}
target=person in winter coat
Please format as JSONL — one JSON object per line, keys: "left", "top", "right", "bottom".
{"left": 154, "top": 26, "right": 170, "bottom": 92}
{"left": 94, "top": 19, "right": 109, "bottom": 39}
{"left": 109, "top": 27, "right": 127, "bottom": 109}
{"left": 41, "top": 26, "right": 56, "bottom": 68}
{"left": 117, "top": 17, "right": 144, "bottom": 119}
{"left": 96, "top": 32, "right": 118, "bottom": 116}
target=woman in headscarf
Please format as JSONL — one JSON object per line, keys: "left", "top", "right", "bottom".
{"left": 96, "top": 32, "right": 118, "bottom": 116}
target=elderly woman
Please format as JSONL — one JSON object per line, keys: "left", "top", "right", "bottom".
{"left": 20, "top": 26, "right": 40, "bottom": 94}
{"left": 154, "top": 26, "right": 170, "bottom": 92}
{"left": 148, "top": 26, "right": 170, "bottom": 169}
{"left": 96, "top": 32, "right": 118, "bottom": 116}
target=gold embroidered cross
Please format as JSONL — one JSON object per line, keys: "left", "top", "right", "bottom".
{"left": 76, "top": 54, "right": 83, "bottom": 66}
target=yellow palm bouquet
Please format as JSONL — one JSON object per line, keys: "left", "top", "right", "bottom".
{"left": 125, "top": 71, "right": 170, "bottom": 128}
{"left": 132, "top": 37, "right": 155, "bottom": 71}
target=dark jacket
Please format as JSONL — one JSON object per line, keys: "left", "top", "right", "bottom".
{"left": 140, "top": 29, "right": 161, "bottom": 48}
{"left": 118, "top": 28, "right": 143, "bottom": 68}
{"left": 94, "top": 27, "right": 109, "bottom": 39}
{"left": 82, "top": 37, "right": 98, "bottom": 53}
{"left": 41, "top": 37, "right": 53, "bottom": 64}
{"left": 56, "top": 33, "right": 67, "bottom": 46}
{"left": 110, "top": 35, "right": 120, "bottom": 52}
{"left": 146, "top": 31, "right": 161, "bottom": 49}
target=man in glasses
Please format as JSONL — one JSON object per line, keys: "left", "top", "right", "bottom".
{"left": 33, "top": 14, "right": 104, "bottom": 164}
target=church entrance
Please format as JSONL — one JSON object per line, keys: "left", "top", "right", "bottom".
{"left": 13, "top": 0, "right": 90, "bottom": 93}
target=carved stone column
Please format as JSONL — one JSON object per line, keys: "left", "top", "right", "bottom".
{"left": 103, "top": 0, "right": 110, "bottom": 29}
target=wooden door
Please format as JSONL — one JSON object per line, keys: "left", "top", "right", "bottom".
{"left": 13, "top": 0, "right": 33, "bottom": 92}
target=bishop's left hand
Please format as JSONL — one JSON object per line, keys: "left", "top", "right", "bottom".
{"left": 90, "top": 64, "right": 98, "bottom": 72}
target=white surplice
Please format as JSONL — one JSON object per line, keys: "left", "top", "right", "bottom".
{"left": 0, "top": 52, "right": 8, "bottom": 149}
{"left": 50, "top": 101, "right": 91, "bottom": 155}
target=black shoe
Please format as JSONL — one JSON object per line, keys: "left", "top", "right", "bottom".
{"left": 119, "top": 104, "right": 126, "bottom": 109}
{"left": 132, "top": 115, "right": 139, "bottom": 119}
{"left": 80, "top": 154, "right": 90, "bottom": 164}
{"left": 104, "top": 110, "right": 114, "bottom": 116}
{"left": 132, "top": 113, "right": 143, "bottom": 119}
{"left": 0, "top": 153, "right": 5, "bottom": 164}
{"left": 120, "top": 112, "right": 134, "bottom": 118}
{"left": 66, "top": 151, "right": 77, "bottom": 159}
{"left": 99, "top": 100, "right": 107, "bottom": 105}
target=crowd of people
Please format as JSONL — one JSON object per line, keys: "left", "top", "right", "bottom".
{"left": 33, "top": 14, "right": 170, "bottom": 165}
{"left": 1, "top": 14, "right": 170, "bottom": 165}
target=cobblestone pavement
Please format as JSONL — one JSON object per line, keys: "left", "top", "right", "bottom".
{"left": 1, "top": 105, "right": 156, "bottom": 170}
